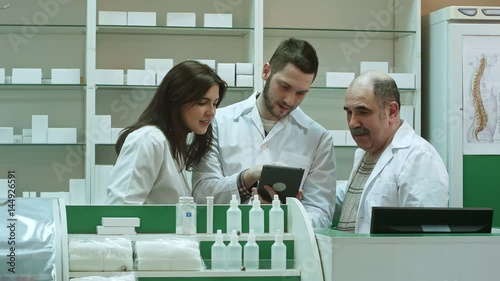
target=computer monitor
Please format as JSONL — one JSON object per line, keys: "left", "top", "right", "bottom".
{"left": 370, "top": 207, "right": 493, "bottom": 234}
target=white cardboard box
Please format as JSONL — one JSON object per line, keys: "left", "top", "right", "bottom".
{"left": 388, "top": 73, "right": 415, "bottom": 89}
{"left": 360, "top": 61, "right": 389, "bottom": 74}
{"left": 13, "top": 135, "right": 22, "bottom": 143}
{"left": 0, "top": 68, "right": 5, "bottom": 84}
{"left": 203, "top": 13, "right": 232, "bottom": 28}
{"left": 145, "top": 58, "right": 174, "bottom": 72}
{"left": 111, "top": 128, "right": 124, "bottom": 143}
{"left": 23, "top": 137, "right": 32, "bottom": 144}
{"left": 99, "top": 11, "right": 127, "bottom": 25}
{"left": 22, "top": 191, "right": 30, "bottom": 198}
{"left": 102, "top": 217, "right": 140, "bottom": 227}
{"left": 236, "top": 74, "right": 253, "bottom": 87}
{"left": 126, "top": 69, "right": 156, "bottom": 86}
{"left": 48, "top": 128, "right": 77, "bottom": 143}
{"left": 217, "top": 63, "right": 235, "bottom": 87}
{"left": 0, "top": 127, "right": 14, "bottom": 143}
{"left": 236, "top": 63, "right": 253, "bottom": 75}
{"left": 325, "top": 72, "right": 355, "bottom": 88}
{"left": 166, "top": 12, "right": 196, "bottom": 27}
{"left": 69, "top": 179, "right": 86, "bottom": 205}
{"left": 22, "top": 129, "right": 32, "bottom": 137}
{"left": 95, "top": 69, "right": 124, "bottom": 85}
{"left": 156, "top": 70, "right": 169, "bottom": 85}
{"left": 40, "top": 192, "right": 70, "bottom": 204}
{"left": 92, "top": 115, "right": 111, "bottom": 143}
{"left": 12, "top": 68, "right": 42, "bottom": 84}
{"left": 97, "top": 225, "right": 136, "bottom": 235}
{"left": 328, "top": 130, "right": 346, "bottom": 146}
{"left": 93, "top": 165, "right": 113, "bottom": 204}
{"left": 32, "top": 115, "right": 48, "bottom": 143}
{"left": 51, "top": 68, "right": 80, "bottom": 84}
{"left": 345, "top": 130, "right": 357, "bottom": 146}
{"left": 400, "top": 105, "right": 414, "bottom": 128}
{"left": 193, "top": 59, "right": 216, "bottom": 70}
{"left": 127, "top": 12, "right": 156, "bottom": 26}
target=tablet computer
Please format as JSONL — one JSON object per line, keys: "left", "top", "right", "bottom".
{"left": 257, "top": 165, "right": 305, "bottom": 203}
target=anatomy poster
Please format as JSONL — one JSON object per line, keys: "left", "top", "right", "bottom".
{"left": 463, "top": 36, "right": 500, "bottom": 155}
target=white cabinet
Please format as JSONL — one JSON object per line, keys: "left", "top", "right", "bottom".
{"left": 2, "top": 0, "right": 420, "bottom": 197}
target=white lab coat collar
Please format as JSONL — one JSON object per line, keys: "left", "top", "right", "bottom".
{"left": 352, "top": 120, "right": 413, "bottom": 191}
{"left": 231, "top": 92, "right": 313, "bottom": 131}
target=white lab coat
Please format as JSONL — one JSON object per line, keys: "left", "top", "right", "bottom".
{"left": 337, "top": 121, "right": 449, "bottom": 233}
{"left": 107, "top": 126, "right": 191, "bottom": 204}
{"left": 192, "top": 93, "right": 336, "bottom": 228}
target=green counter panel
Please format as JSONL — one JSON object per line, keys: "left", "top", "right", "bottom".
{"left": 66, "top": 205, "right": 288, "bottom": 233}
{"left": 463, "top": 155, "right": 500, "bottom": 227}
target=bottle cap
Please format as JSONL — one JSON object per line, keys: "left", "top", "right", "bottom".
{"left": 215, "top": 229, "right": 223, "bottom": 243}
{"left": 275, "top": 229, "right": 283, "bottom": 243}
{"left": 248, "top": 229, "right": 256, "bottom": 243}
{"left": 272, "top": 194, "right": 280, "bottom": 207}
{"left": 179, "top": 196, "right": 194, "bottom": 203}
{"left": 252, "top": 195, "right": 260, "bottom": 207}
{"left": 231, "top": 229, "right": 238, "bottom": 243}
{"left": 230, "top": 194, "right": 238, "bottom": 207}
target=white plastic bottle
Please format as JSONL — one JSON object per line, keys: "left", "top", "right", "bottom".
{"left": 226, "top": 229, "right": 242, "bottom": 270}
{"left": 243, "top": 229, "right": 259, "bottom": 270}
{"left": 226, "top": 195, "right": 241, "bottom": 234}
{"left": 249, "top": 195, "right": 264, "bottom": 234}
{"left": 271, "top": 229, "right": 286, "bottom": 270}
{"left": 269, "top": 194, "right": 284, "bottom": 235}
{"left": 211, "top": 229, "right": 226, "bottom": 270}
{"left": 175, "top": 196, "right": 197, "bottom": 234}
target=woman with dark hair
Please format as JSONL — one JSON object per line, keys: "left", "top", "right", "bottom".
{"left": 107, "top": 60, "right": 227, "bottom": 204}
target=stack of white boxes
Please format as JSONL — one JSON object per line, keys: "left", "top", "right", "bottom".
{"left": 236, "top": 63, "right": 253, "bottom": 87}
{"left": 31, "top": 115, "right": 77, "bottom": 144}
{"left": 97, "top": 217, "right": 140, "bottom": 235}
{"left": 92, "top": 115, "right": 123, "bottom": 144}
{"left": 93, "top": 164, "right": 113, "bottom": 204}
{"left": 21, "top": 191, "right": 37, "bottom": 198}
{"left": 145, "top": 58, "right": 174, "bottom": 85}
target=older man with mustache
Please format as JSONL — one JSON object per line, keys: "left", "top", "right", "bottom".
{"left": 337, "top": 70, "right": 449, "bottom": 233}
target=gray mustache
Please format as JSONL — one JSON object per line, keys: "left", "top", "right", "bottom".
{"left": 350, "top": 127, "right": 370, "bottom": 136}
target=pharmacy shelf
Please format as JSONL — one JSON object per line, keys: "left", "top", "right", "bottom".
{"left": 0, "top": 84, "right": 86, "bottom": 90}
{"left": 69, "top": 233, "right": 295, "bottom": 242}
{"left": 264, "top": 27, "right": 416, "bottom": 39}
{"left": 0, "top": 143, "right": 86, "bottom": 146}
{"left": 97, "top": 25, "right": 254, "bottom": 36}
{"left": 69, "top": 269, "right": 301, "bottom": 278}
{"left": 0, "top": 24, "right": 86, "bottom": 34}
{"left": 96, "top": 85, "right": 254, "bottom": 92}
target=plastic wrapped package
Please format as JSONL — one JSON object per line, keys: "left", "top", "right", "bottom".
{"left": 70, "top": 273, "right": 136, "bottom": 281}
{"left": 0, "top": 198, "right": 62, "bottom": 280}
{"left": 69, "top": 236, "right": 133, "bottom": 272}
{"left": 135, "top": 237, "right": 204, "bottom": 271}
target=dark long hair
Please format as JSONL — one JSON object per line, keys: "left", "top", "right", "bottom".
{"left": 115, "top": 60, "right": 227, "bottom": 169}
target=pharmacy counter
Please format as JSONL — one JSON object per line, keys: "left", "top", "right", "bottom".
{"left": 315, "top": 229, "right": 500, "bottom": 281}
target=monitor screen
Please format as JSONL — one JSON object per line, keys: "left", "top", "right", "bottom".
{"left": 370, "top": 207, "right": 493, "bottom": 234}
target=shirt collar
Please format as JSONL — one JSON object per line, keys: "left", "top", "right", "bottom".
{"left": 231, "top": 91, "right": 313, "bottom": 129}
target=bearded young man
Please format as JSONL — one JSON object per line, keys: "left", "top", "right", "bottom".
{"left": 192, "top": 38, "right": 336, "bottom": 228}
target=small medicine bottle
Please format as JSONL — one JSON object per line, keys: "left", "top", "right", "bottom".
{"left": 176, "top": 196, "right": 197, "bottom": 234}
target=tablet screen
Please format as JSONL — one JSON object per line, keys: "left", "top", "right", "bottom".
{"left": 257, "top": 165, "right": 305, "bottom": 203}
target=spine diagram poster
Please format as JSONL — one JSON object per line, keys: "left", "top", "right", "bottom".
{"left": 463, "top": 36, "right": 500, "bottom": 155}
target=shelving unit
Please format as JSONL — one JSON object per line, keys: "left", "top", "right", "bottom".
{"left": 64, "top": 198, "right": 322, "bottom": 281}
{"left": 2, "top": 0, "right": 420, "bottom": 199}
